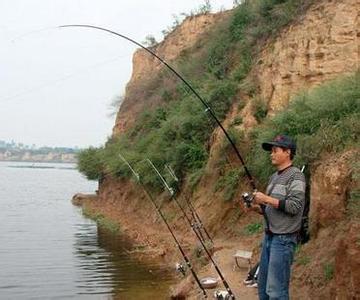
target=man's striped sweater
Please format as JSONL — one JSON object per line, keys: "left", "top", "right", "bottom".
{"left": 264, "top": 166, "right": 306, "bottom": 234}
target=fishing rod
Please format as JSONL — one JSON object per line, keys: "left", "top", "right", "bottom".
{"left": 147, "top": 159, "right": 235, "bottom": 300}
{"left": 147, "top": 160, "right": 206, "bottom": 243}
{"left": 118, "top": 153, "right": 208, "bottom": 299}
{"left": 59, "top": 24, "right": 257, "bottom": 191}
{"left": 165, "top": 164, "right": 213, "bottom": 244}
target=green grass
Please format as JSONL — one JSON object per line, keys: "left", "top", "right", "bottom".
{"left": 243, "top": 222, "right": 263, "bottom": 235}
{"left": 83, "top": 207, "right": 120, "bottom": 234}
{"left": 347, "top": 153, "right": 360, "bottom": 218}
{"left": 297, "top": 255, "right": 311, "bottom": 266}
{"left": 323, "top": 263, "right": 334, "bottom": 281}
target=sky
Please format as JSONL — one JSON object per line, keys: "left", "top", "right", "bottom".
{"left": 0, "top": 0, "right": 235, "bottom": 148}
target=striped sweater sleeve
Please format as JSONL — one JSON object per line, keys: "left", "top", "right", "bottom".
{"left": 278, "top": 171, "right": 306, "bottom": 215}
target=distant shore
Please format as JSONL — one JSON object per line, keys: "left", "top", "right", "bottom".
{"left": 0, "top": 155, "right": 77, "bottom": 164}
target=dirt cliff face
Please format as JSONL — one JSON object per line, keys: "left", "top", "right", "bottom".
{"left": 255, "top": 0, "right": 359, "bottom": 113}
{"left": 113, "top": 13, "right": 225, "bottom": 134}
{"left": 310, "top": 151, "right": 353, "bottom": 236}
{"left": 291, "top": 151, "right": 359, "bottom": 299}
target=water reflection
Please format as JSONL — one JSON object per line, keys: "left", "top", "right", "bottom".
{"left": 74, "top": 219, "right": 175, "bottom": 299}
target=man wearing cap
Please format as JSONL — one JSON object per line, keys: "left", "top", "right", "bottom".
{"left": 253, "top": 135, "right": 306, "bottom": 300}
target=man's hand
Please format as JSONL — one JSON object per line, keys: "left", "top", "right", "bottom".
{"left": 253, "top": 191, "right": 280, "bottom": 208}
{"left": 253, "top": 191, "right": 268, "bottom": 204}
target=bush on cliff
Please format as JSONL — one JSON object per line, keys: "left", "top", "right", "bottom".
{"left": 77, "top": 147, "right": 104, "bottom": 180}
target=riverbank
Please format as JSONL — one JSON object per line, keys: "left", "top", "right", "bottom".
{"left": 73, "top": 190, "right": 260, "bottom": 299}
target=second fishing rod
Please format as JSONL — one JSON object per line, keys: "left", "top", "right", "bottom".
{"left": 147, "top": 158, "right": 236, "bottom": 300}
{"left": 164, "top": 164, "right": 213, "bottom": 244}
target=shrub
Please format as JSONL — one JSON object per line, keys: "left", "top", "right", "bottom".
{"left": 243, "top": 222, "right": 263, "bottom": 235}
{"left": 347, "top": 153, "right": 360, "bottom": 218}
{"left": 229, "top": 2, "right": 253, "bottom": 41}
{"left": 253, "top": 96, "right": 268, "bottom": 123}
{"left": 188, "top": 167, "right": 205, "bottom": 191}
{"left": 231, "top": 116, "right": 243, "bottom": 126}
{"left": 77, "top": 147, "right": 104, "bottom": 180}
{"left": 297, "top": 255, "right": 311, "bottom": 266}
{"left": 207, "top": 37, "right": 231, "bottom": 79}
{"left": 323, "top": 263, "right": 334, "bottom": 281}
{"left": 207, "top": 81, "right": 237, "bottom": 119}
{"left": 215, "top": 168, "right": 243, "bottom": 201}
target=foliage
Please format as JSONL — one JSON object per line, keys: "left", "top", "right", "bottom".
{"left": 214, "top": 168, "right": 243, "bottom": 201}
{"left": 323, "top": 263, "right": 334, "bottom": 281}
{"left": 161, "top": 14, "right": 183, "bottom": 38}
{"left": 107, "top": 94, "right": 124, "bottom": 118}
{"left": 207, "top": 34, "right": 232, "bottom": 79}
{"left": 243, "top": 222, "right": 263, "bottom": 235}
{"left": 83, "top": 207, "right": 120, "bottom": 234}
{"left": 207, "top": 81, "right": 237, "bottom": 119}
{"left": 188, "top": 167, "right": 206, "bottom": 190}
{"left": 196, "top": 0, "right": 212, "bottom": 14}
{"left": 253, "top": 96, "right": 268, "bottom": 122}
{"left": 347, "top": 153, "right": 360, "bottom": 218}
{"left": 77, "top": 147, "right": 104, "bottom": 180}
{"left": 232, "top": 116, "right": 243, "bottom": 126}
{"left": 142, "top": 35, "right": 158, "bottom": 47}
{"left": 296, "top": 255, "right": 311, "bottom": 266}
{"left": 248, "top": 72, "right": 360, "bottom": 184}
{"left": 229, "top": 0, "right": 314, "bottom": 82}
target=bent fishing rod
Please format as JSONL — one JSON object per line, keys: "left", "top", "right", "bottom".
{"left": 165, "top": 164, "right": 213, "bottom": 244}
{"left": 147, "top": 159, "right": 235, "bottom": 300}
{"left": 59, "top": 24, "right": 257, "bottom": 191}
{"left": 118, "top": 153, "right": 208, "bottom": 299}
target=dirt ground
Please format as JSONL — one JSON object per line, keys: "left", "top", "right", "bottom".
{"left": 170, "top": 238, "right": 259, "bottom": 300}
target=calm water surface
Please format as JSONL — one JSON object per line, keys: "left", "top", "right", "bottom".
{"left": 0, "top": 161, "right": 174, "bottom": 299}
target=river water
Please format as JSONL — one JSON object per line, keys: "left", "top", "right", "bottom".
{"left": 0, "top": 161, "right": 174, "bottom": 299}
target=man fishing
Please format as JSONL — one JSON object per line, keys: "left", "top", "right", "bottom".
{"left": 252, "top": 135, "right": 306, "bottom": 300}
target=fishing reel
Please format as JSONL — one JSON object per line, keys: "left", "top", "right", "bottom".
{"left": 214, "top": 290, "right": 233, "bottom": 299}
{"left": 242, "top": 191, "right": 255, "bottom": 208}
{"left": 175, "top": 262, "right": 186, "bottom": 277}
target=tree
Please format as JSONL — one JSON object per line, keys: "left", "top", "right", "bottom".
{"left": 108, "top": 94, "right": 124, "bottom": 118}
{"left": 199, "top": 0, "right": 212, "bottom": 14}
{"left": 142, "top": 34, "right": 158, "bottom": 47}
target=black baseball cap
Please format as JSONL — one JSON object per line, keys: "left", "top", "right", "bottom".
{"left": 262, "top": 135, "right": 296, "bottom": 154}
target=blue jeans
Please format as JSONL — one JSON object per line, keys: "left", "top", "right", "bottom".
{"left": 258, "top": 233, "right": 297, "bottom": 300}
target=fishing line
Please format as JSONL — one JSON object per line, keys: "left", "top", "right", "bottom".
{"left": 9, "top": 26, "right": 57, "bottom": 44}
{"left": 0, "top": 53, "right": 131, "bottom": 104}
